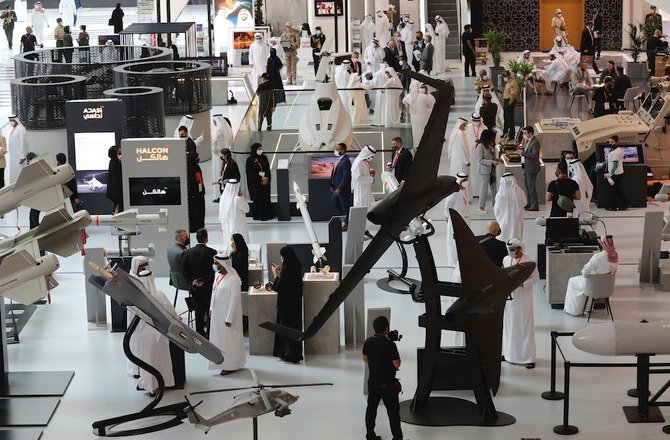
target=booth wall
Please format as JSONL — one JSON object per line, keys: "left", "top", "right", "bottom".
{"left": 266, "top": 0, "right": 308, "bottom": 35}
{"left": 472, "top": 0, "right": 622, "bottom": 51}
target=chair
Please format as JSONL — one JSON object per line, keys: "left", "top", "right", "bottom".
{"left": 618, "top": 86, "right": 640, "bottom": 111}
{"left": 581, "top": 273, "right": 616, "bottom": 322}
{"left": 170, "top": 271, "right": 193, "bottom": 327}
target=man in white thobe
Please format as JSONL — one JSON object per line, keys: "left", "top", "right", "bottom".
{"left": 211, "top": 114, "right": 233, "bottom": 201}
{"left": 564, "top": 235, "right": 618, "bottom": 316}
{"left": 371, "top": 62, "right": 388, "bottom": 126}
{"left": 248, "top": 33, "right": 269, "bottom": 90}
{"left": 448, "top": 117, "right": 470, "bottom": 177}
{"left": 219, "top": 179, "right": 250, "bottom": 246}
{"left": 351, "top": 145, "right": 376, "bottom": 237}
{"left": 465, "top": 112, "right": 484, "bottom": 201}
{"left": 209, "top": 253, "right": 245, "bottom": 374}
{"left": 360, "top": 15, "right": 375, "bottom": 50}
{"left": 127, "top": 256, "right": 176, "bottom": 395}
{"left": 433, "top": 15, "right": 450, "bottom": 74}
{"left": 58, "top": 0, "right": 75, "bottom": 27}
{"left": 335, "top": 60, "right": 351, "bottom": 112}
{"left": 31, "top": 2, "right": 48, "bottom": 46}
{"left": 363, "top": 38, "right": 383, "bottom": 74}
{"left": 445, "top": 173, "right": 469, "bottom": 268}
{"left": 403, "top": 82, "right": 435, "bottom": 148}
{"left": 494, "top": 172, "right": 526, "bottom": 243}
{"left": 400, "top": 21, "right": 414, "bottom": 55}
{"left": 502, "top": 238, "right": 539, "bottom": 369}
{"left": 568, "top": 157, "right": 593, "bottom": 218}
{"left": 381, "top": 67, "right": 402, "bottom": 127}
{"left": 375, "top": 10, "right": 391, "bottom": 48}
{"left": 7, "top": 115, "right": 27, "bottom": 185}
{"left": 348, "top": 74, "right": 369, "bottom": 125}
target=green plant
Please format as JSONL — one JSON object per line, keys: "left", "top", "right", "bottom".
{"left": 627, "top": 23, "right": 647, "bottom": 63}
{"left": 507, "top": 59, "right": 535, "bottom": 98}
{"left": 484, "top": 29, "right": 507, "bottom": 67}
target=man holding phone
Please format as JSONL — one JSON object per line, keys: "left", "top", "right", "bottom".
{"left": 181, "top": 228, "right": 217, "bottom": 338}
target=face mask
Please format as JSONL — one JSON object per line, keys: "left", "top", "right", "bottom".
{"left": 212, "top": 264, "right": 220, "bottom": 273}
{"left": 256, "top": 149, "right": 263, "bottom": 155}
{"left": 334, "top": 150, "right": 341, "bottom": 157}
{"left": 316, "top": 30, "right": 321, "bottom": 35}
{"left": 184, "top": 237, "right": 190, "bottom": 246}
{"left": 138, "top": 269, "right": 151, "bottom": 277}
{"left": 366, "top": 156, "right": 374, "bottom": 161}
{"left": 482, "top": 75, "right": 488, "bottom": 80}
{"left": 508, "top": 250, "right": 519, "bottom": 258}
{"left": 557, "top": 13, "right": 562, "bottom": 17}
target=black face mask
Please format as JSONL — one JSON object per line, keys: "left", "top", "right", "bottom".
{"left": 184, "top": 238, "right": 190, "bottom": 246}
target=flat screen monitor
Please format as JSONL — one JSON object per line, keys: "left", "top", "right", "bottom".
{"left": 309, "top": 154, "right": 361, "bottom": 179}
{"left": 232, "top": 31, "right": 255, "bottom": 49}
{"left": 651, "top": 97, "right": 666, "bottom": 119}
{"left": 314, "top": 0, "right": 343, "bottom": 16}
{"left": 98, "top": 34, "right": 121, "bottom": 45}
{"left": 546, "top": 217, "right": 580, "bottom": 243}
{"left": 598, "top": 143, "right": 644, "bottom": 164}
{"left": 642, "top": 93, "right": 655, "bottom": 112}
{"left": 74, "top": 131, "right": 116, "bottom": 194}
{"left": 129, "top": 177, "right": 182, "bottom": 206}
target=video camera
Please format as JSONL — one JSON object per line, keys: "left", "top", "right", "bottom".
{"left": 388, "top": 330, "right": 402, "bottom": 342}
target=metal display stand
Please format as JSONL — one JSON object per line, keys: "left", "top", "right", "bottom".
{"left": 375, "top": 241, "right": 422, "bottom": 298}
{"left": 83, "top": 248, "right": 108, "bottom": 329}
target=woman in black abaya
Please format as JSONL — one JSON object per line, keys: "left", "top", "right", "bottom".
{"left": 266, "top": 47, "right": 286, "bottom": 104}
{"left": 230, "top": 233, "right": 249, "bottom": 292}
{"left": 245, "top": 143, "right": 274, "bottom": 220}
{"left": 272, "top": 246, "right": 304, "bottom": 363}
{"left": 186, "top": 151, "right": 206, "bottom": 232}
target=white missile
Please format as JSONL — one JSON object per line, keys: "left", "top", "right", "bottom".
{"left": 0, "top": 159, "right": 74, "bottom": 216}
{"left": 93, "top": 209, "right": 168, "bottom": 234}
{"left": 381, "top": 171, "right": 399, "bottom": 193}
{"left": 573, "top": 321, "right": 670, "bottom": 356}
{"left": 293, "top": 182, "right": 326, "bottom": 264}
{"left": 0, "top": 243, "right": 59, "bottom": 304}
{"left": 105, "top": 244, "right": 155, "bottom": 258}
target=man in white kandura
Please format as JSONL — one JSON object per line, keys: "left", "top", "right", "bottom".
{"left": 248, "top": 33, "right": 269, "bottom": 90}
{"left": 7, "top": 115, "right": 27, "bottom": 185}
{"left": 31, "top": 2, "right": 48, "bottom": 46}
{"left": 347, "top": 74, "right": 369, "bottom": 125}
{"left": 381, "top": 67, "right": 402, "bottom": 127}
{"left": 351, "top": 145, "right": 376, "bottom": 237}
{"left": 567, "top": 156, "right": 593, "bottom": 218}
{"left": 494, "top": 172, "right": 526, "bottom": 243}
{"left": 127, "top": 256, "right": 176, "bottom": 396}
{"left": 448, "top": 117, "right": 470, "bottom": 177}
{"left": 564, "top": 235, "right": 618, "bottom": 316}
{"left": 375, "top": 10, "right": 391, "bottom": 48}
{"left": 211, "top": 114, "right": 233, "bottom": 201}
{"left": 403, "top": 81, "right": 435, "bottom": 148}
{"left": 433, "top": 15, "right": 450, "bottom": 74}
{"left": 445, "top": 173, "right": 469, "bottom": 268}
{"left": 364, "top": 38, "right": 383, "bottom": 74}
{"left": 209, "top": 253, "right": 245, "bottom": 375}
{"left": 219, "top": 179, "right": 249, "bottom": 245}
{"left": 502, "top": 238, "right": 539, "bottom": 369}
{"left": 335, "top": 59, "right": 351, "bottom": 112}
{"left": 465, "top": 112, "right": 484, "bottom": 201}
{"left": 360, "top": 14, "right": 375, "bottom": 50}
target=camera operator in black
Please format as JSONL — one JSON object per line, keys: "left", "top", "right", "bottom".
{"left": 362, "top": 316, "right": 404, "bottom": 440}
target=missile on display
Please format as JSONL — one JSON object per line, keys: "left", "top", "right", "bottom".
{"left": 573, "top": 321, "right": 670, "bottom": 356}
{"left": 381, "top": 171, "right": 399, "bottom": 193}
{"left": 105, "top": 244, "right": 155, "bottom": 258}
{"left": 293, "top": 182, "right": 326, "bottom": 264}
{"left": 87, "top": 263, "right": 224, "bottom": 364}
{"left": 0, "top": 241, "right": 59, "bottom": 304}
{"left": 0, "top": 159, "right": 74, "bottom": 216}
{"left": 0, "top": 208, "right": 90, "bottom": 257}
{"left": 93, "top": 209, "right": 168, "bottom": 234}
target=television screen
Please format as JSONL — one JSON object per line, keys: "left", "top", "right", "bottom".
{"left": 129, "top": 177, "right": 182, "bottom": 206}
{"left": 651, "top": 97, "right": 666, "bottom": 119}
{"left": 74, "top": 131, "right": 116, "bottom": 194}
{"left": 603, "top": 145, "right": 642, "bottom": 163}
{"left": 314, "top": 0, "right": 343, "bottom": 16}
{"left": 642, "top": 93, "right": 655, "bottom": 112}
{"left": 232, "top": 31, "right": 256, "bottom": 49}
{"left": 98, "top": 34, "right": 121, "bottom": 46}
{"left": 546, "top": 217, "right": 579, "bottom": 243}
{"left": 309, "top": 154, "right": 361, "bottom": 179}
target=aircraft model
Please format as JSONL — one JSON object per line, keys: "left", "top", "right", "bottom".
{"left": 293, "top": 182, "right": 326, "bottom": 264}
{"left": 185, "top": 369, "right": 332, "bottom": 433}
{"left": 85, "top": 176, "right": 104, "bottom": 191}
{"left": 93, "top": 208, "right": 168, "bottom": 234}
{"left": 261, "top": 70, "right": 459, "bottom": 341}
{"left": 0, "top": 157, "right": 74, "bottom": 217}
{"left": 87, "top": 263, "right": 224, "bottom": 364}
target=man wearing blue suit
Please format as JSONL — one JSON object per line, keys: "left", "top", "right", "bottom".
{"left": 331, "top": 142, "right": 352, "bottom": 231}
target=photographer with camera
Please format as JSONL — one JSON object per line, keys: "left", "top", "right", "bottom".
{"left": 362, "top": 316, "right": 404, "bottom": 440}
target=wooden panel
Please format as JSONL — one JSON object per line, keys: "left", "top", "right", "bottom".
{"left": 540, "top": 0, "right": 585, "bottom": 51}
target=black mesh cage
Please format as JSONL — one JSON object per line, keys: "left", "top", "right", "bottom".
{"left": 102, "top": 86, "right": 166, "bottom": 139}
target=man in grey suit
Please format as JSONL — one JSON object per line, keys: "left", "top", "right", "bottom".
{"left": 420, "top": 35, "right": 434, "bottom": 73}
{"left": 167, "top": 229, "right": 189, "bottom": 273}
{"left": 521, "top": 126, "right": 541, "bottom": 211}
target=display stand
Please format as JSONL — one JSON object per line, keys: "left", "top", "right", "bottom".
{"left": 640, "top": 211, "right": 664, "bottom": 284}
{"left": 303, "top": 273, "right": 340, "bottom": 356}
{"left": 276, "top": 165, "right": 291, "bottom": 221}
{"left": 83, "top": 248, "right": 108, "bottom": 329}
{"left": 107, "top": 256, "right": 132, "bottom": 332}
{"left": 375, "top": 241, "right": 422, "bottom": 298}
{"left": 248, "top": 287, "right": 277, "bottom": 356}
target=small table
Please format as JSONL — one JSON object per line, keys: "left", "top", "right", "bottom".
{"left": 303, "top": 273, "right": 340, "bottom": 355}
{"left": 248, "top": 287, "right": 277, "bottom": 355}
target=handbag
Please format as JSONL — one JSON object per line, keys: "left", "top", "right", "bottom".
{"left": 556, "top": 180, "right": 575, "bottom": 212}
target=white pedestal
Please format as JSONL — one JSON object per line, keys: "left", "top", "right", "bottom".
{"left": 248, "top": 287, "right": 277, "bottom": 355}
{"left": 303, "top": 273, "right": 340, "bottom": 355}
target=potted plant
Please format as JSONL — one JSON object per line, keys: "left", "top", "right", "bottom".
{"left": 507, "top": 59, "right": 534, "bottom": 127}
{"left": 484, "top": 29, "right": 508, "bottom": 88}
{"left": 626, "top": 23, "right": 649, "bottom": 79}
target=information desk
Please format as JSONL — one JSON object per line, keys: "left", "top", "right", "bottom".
{"left": 303, "top": 272, "right": 340, "bottom": 355}
{"left": 535, "top": 119, "right": 580, "bottom": 161}
{"left": 545, "top": 246, "right": 600, "bottom": 308}
{"left": 499, "top": 153, "right": 546, "bottom": 206}
{"left": 248, "top": 287, "right": 277, "bottom": 356}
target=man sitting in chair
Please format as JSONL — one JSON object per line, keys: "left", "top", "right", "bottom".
{"left": 569, "top": 59, "right": 594, "bottom": 110}
{"left": 564, "top": 235, "right": 618, "bottom": 316}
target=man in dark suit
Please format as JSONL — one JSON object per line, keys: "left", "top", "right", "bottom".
{"left": 383, "top": 40, "right": 401, "bottom": 71}
{"left": 167, "top": 229, "right": 189, "bottom": 273}
{"left": 479, "top": 93, "right": 498, "bottom": 130}
{"left": 412, "top": 31, "right": 426, "bottom": 72}
{"left": 613, "top": 65, "right": 632, "bottom": 104}
{"left": 181, "top": 228, "right": 217, "bottom": 338}
{"left": 521, "top": 125, "right": 541, "bottom": 211}
{"left": 310, "top": 26, "right": 326, "bottom": 75}
{"left": 420, "top": 34, "right": 434, "bottom": 73}
{"left": 646, "top": 29, "right": 668, "bottom": 75}
{"left": 475, "top": 221, "right": 507, "bottom": 267}
{"left": 331, "top": 142, "right": 352, "bottom": 231}
{"left": 386, "top": 137, "right": 413, "bottom": 184}
{"left": 579, "top": 21, "right": 600, "bottom": 74}
{"left": 592, "top": 6, "right": 603, "bottom": 59}
{"left": 392, "top": 31, "right": 407, "bottom": 60}
{"left": 178, "top": 125, "right": 203, "bottom": 153}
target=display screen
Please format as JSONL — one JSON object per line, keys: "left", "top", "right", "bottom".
{"left": 129, "top": 177, "right": 182, "bottom": 206}
{"left": 232, "top": 31, "right": 255, "bottom": 49}
{"left": 546, "top": 217, "right": 579, "bottom": 241}
{"left": 98, "top": 34, "right": 121, "bottom": 45}
{"left": 309, "top": 154, "right": 360, "bottom": 179}
{"left": 314, "top": 0, "right": 343, "bottom": 16}
{"left": 651, "top": 97, "right": 666, "bottom": 119}
{"left": 216, "top": 1, "right": 253, "bottom": 26}
{"left": 75, "top": 131, "right": 116, "bottom": 194}
{"left": 602, "top": 145, "right": 642, "bottom": 163}
{"left": 642, "top": 93, "right": 655, "bottom": 112}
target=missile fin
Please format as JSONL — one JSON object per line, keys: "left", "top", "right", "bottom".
{"left": 39, "top": 228, "right": 83, "bottom": 257}
{"left": 37, "top": 209, "right": 71, "bottom": 235}
{"left": 0, "top": 249, "right": 36, "bottom": 278}
{"left": 45, "top": 275, "right": 59, "bottom": 290}
{"left": 22, "top": 186, "right": 66, "bottom": 212}
{"left": 2, "top": 277, "right": 48, "bottom": 305}
{"left": 13, "top": 159, "right": 54, "bottom": 190}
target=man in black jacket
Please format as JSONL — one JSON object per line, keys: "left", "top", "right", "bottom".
{"left": 382, "top": 40, "right": 401, "bottom": 71}
{"left": 592, "top": 6, "right": 603, "bottom": 59}
{"left": 386, "top": 137, "right": 413, "bottom": 184}
{"left": 579, "top": 21, "right": 600, "bottom": 74}
{"left": 613, "top": 66, "right": 632, "bottom": 106}
{"left": 479, "top": 93, "right": 498, "bottom": 130}
{"left": 646, "top": 29, "right": 668, "bottom": 76}
{"left": 475, "top": 221, "right": 507, "bottom": 267}
{"left": 181, "top": 228, "right": 217, "bottom": 338}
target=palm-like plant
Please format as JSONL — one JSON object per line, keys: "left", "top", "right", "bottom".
{"left": 508, "top": 59, "right": 535, "bottom": 98}
{"left": 483, "top": 29, "right": 507, "bottom": 68}
{"left": 627, "top": 23, "right": 647, "bottom": 63}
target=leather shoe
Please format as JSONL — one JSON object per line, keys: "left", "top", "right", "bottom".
{"left": 526, "top": 362, "right": 536, "bottom": 369}
{"left": 523, "top": 205, "right": 530, "bottom": 209}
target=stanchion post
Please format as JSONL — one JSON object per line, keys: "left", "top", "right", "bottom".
{"left": 553, "top": 361, "right": 579, "bottom": 435}
{"left": 542, "top": 331, "right": 565, "bottom": 400}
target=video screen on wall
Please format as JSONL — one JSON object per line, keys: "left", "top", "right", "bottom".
{"left": 314, "top": 0, "right": 343, "bottom": 16}
{"left": 602, "top": 145, "right": 643, "bottom": 163}
{"left": 129, "top": 177, "right": 182, "bottom": 206}
{"left": 74, "top": 131, "right": 116, "bottom": 194}
{"left": 98, "top": 34, "right": 121, "bottom": 45}
{"left": 309, "top": 153, "right": 361, "bottom": 179}
{"left": 232, "top": 31, "right": 256, "bottom": 49}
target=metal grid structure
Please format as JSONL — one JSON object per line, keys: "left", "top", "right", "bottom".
{"left": 102, "top": 86, "right": 166, "bottom": 139}
{"left": 10, "top": 75, "right": 87, "bottom": 130}
{"left": 14, "top": 46, "right": 173, "bottom": 99}
{"left": 113, "top": 61, "right": 212, "bottom": 116}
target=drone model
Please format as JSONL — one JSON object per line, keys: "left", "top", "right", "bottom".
{"left": 185, "top": 369, "right": 332, "bottom": 435}
{"left": 85, "top": 176, "right": 104, "bottom": 191}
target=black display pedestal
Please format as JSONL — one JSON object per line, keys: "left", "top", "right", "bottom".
{"left": 276, "top": 168, "right": 290, "bottom": 221}
{"left": 0, "top": 430, "right": 43, "bottom": 440}
{"left": 596, "top": 164, "right": 647, "bottom": 209}
{"left": 108, "top": 257, "right": 132, "bottom": 332}
{"left": 307, "top": 178, "right": 333, "bottom": 221}
{"left": 400, "top": 397, "right": 515, "bottom": 426}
